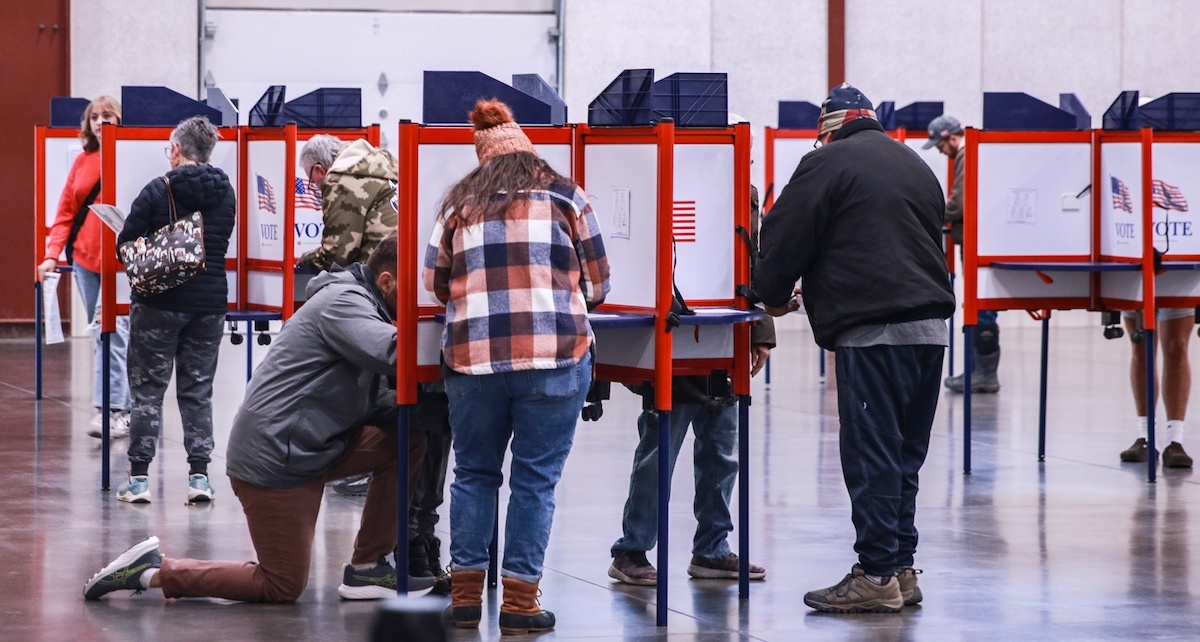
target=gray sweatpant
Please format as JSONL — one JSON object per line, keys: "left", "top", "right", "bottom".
{"left": 126, "top": 303, "right": 224, "bottom": 476}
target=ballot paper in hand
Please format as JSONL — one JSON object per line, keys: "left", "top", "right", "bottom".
{"left": 42, "top": 272, "right": 65, "bottom": 345}
{"left": 88, "top": 204, "right": 126, "bottom": 233}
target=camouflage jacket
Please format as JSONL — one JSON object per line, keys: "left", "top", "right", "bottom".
{"left": 298, "top": 139, "right": 398, "bottom": 270}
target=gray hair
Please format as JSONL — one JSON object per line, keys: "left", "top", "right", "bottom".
{"left": 299, "top": 135, "right": 343, "bottom": 174}
{"left": 170, "top": 116, "right": 219, "bottom": 163}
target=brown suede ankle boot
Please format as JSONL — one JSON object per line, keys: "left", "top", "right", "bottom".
{"left": 446, "top": 569, "right": 486, "bottom": 628}
{"left": 498, "top": 576, "right": 555, "bottom": 635}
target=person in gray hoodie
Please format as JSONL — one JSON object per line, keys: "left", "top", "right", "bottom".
{"left": 84, "top": 235, "right": 433, "bottom": 603}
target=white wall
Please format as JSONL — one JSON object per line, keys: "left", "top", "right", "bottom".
{"left": 71, "top": 0, "right": 199, "bottom": 100}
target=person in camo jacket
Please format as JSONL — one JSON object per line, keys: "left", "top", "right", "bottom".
{"left": 296, "top": 134, "right": 398, "bottom": 270}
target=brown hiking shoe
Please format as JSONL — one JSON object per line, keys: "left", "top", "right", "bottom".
{"left": 608, "top": 551, "right": 658, "bottom": 586}
{"left": 804, "top": 564, "right": 903, "bottom": 613}
{"left": 686, "top": 553, "right": 766, "bottom": 580}
{"left": 896, "top": 567, "right": 923, "bottom": 606}
{"left": 1163, "top": 442, "right": 1194, "bottom": 468}
{"left": 1120, "top": 438, "right": 1157, "bottom": 463}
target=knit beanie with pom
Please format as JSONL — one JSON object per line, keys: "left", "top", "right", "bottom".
{"left": 471, "top": 99, "right": 538, "bottom": 164}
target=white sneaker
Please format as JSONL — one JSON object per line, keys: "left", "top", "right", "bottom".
{"left": 88, "top": 410, "right": 130, "bottom": 439}
{"left": 187, "top": 473, "right": 215, "bottom": 503}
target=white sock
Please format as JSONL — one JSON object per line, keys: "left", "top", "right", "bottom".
{"left": 140, "top": 568, "right": 158, "bottom": 589}
{"left": 351, "top": 562, "right": 376, "bottom": 571}
{"left": 864, "top": 573, "right": 888, "bottom": 585}
{"left": 1138, "top": 416, "right": 1148, "bottom": 440}
{"left": 1166, "top": 420, "right": 1185, "bottom": 445}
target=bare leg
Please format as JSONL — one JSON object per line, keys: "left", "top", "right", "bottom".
{"left": 1125, "top": 316, "right": 1157, "bottom": 416}
{"left": 1160, "top": 315, "right": 1192, "bottom": 421}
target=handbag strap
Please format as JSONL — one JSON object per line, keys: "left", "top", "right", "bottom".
{"left": 161, "top": 176, "right": 178, "bottom": 223}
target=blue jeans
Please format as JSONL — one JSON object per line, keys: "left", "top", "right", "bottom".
{"left": 836, "top": 345, "right": 943, "bottom": 577}
{"left": 611, "top": 403, "right": 738, "bottom": 560}
{"left": 73, "top": 265, "right": 130, "bottom": 411}
{"left": 445, "top": 351, "right": 592, "bottom": 584}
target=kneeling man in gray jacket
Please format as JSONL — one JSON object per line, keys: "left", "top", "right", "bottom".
{"left": 84, "top": 234, "right": 433, "bottom": 603}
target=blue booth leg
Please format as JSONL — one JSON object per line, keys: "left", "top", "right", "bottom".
{"left": 738, "top": 395, "right": 750, "bottom": 598}
{"left": 1145, "top": 330, "right": 1157, "bottom": 484}
{"left": 656, "top": 409, "right": 671, "bottom": 627}
{"left": 963, "top": 327, "right": 973, "bottom": 475}
{"left": 396, "top": 404, "right": 410, "bottom": 594}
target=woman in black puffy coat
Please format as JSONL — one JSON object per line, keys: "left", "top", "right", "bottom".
{"left": 115, "top": 116, "right": 235, "bottom": 506}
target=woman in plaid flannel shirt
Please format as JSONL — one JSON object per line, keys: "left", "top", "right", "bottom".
{"left": 424, "top": 99, "right": 610, "bottom": 634}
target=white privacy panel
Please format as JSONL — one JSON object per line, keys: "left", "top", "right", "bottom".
{"left": 42, "top": 136, "right": 83, "bottom": 235}
{"left": 417, "top": 320, "right": 443, "bottom": 367}
{"left": 1152, "top": 142, "right": 1200, "bottom": 256}
{"left": 415, "top": 141, "right": 571, "bottom": 307}
{"left": 769, "top": 137, "right": 816, "bottom": 210}
{"left": 247, "top": 272, "right": 283, "bottom": 309}
{"left": 673, "top": 144, "right": 734, "bottom": 302}
{"left": 976, "top": 143, "right": 1092, "bottom": 257}
{"left": 976, "top": 267, "right": 1091, "bottom": 301}
{"left": 905, "top": 139, "right": 950, "bottom": 196}
{"left": 1100, "top": 272, "right": 1143, "bottom": 304}
{"left": 591, "top": 324, "right": 733, "bottom": 370}
{"left": 582, "top": 144, "right": 659, "bottom": 309}
{"left": 1100, "top": 142, "right": 1143, "bottom": 260}
{"left": 246, "top": 139, "right": 286, "bottom": 262}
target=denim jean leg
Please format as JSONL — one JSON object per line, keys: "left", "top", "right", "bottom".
{"left": 446, "top": 371, "right": 513, "bottom": 573}
{"left": 126, "top": 304, "right": 184, "bottom": 470}
{"left": 175, "top": 312, "right": 225, "bottom": 473}
{"left": 836, "top": 346, "right": 905, "bottom": 578}
{"left": 611, "top": 404, "right": 693, "bottom": 556}
{"left": 74, "top": 266, "right": 130, "bottom": 411}
{"left": 690, "top": 404, "right": 738, "bottom": 560}
{"left": 502, "top": 352, "right": 591, "bottom": 582}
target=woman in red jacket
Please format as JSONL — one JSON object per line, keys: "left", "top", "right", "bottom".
{"left": 36, "top": 95, "right": 130, "bottom": 438}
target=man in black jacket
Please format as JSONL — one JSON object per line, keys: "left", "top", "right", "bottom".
{"left": 754, "top": 84, "right": 954, "bottom": 613}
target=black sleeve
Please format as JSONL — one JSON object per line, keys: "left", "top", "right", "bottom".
{"left": 117, "top": 180, "right": 164, "bottom": 249}
{"left": 752, "top": 155, "right": 832, "bottom": 307}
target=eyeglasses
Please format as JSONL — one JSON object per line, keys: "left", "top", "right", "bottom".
{"left": 163, "top": 144, "right": 173, "bottom": 160}
{"left": 813, "top": 138, "right": 822, "bottom": 149}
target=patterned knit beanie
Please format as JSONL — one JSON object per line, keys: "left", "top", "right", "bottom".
{"left": 471, "top": 99, "right": 538, "bottom": 164}
{"left": 817, "top": 83, "right": 877, "bottom": 138}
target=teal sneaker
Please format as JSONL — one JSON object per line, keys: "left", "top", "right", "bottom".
{"left": 83, "top": 536, "right": 162, "bottom": 600}
{"left": 337, "top": 557, "right": 435, "bottom": 600}
{"left": 116, "top": 475, "right": 151, "bottom": 504}
{"left": 187, "top": 473, "right": 215, "bottom": 503}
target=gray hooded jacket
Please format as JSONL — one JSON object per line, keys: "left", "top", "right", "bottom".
{"left": 225, "top": 264, "right": 396, "bottom": 488}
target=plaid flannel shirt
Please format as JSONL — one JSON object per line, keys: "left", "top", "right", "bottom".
{"left": 423, "top": 182, "right": 611, "bottom": 375}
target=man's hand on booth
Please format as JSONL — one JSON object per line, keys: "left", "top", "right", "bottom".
{"left": 750, "top": 344, "right": 771, "bottom": 377}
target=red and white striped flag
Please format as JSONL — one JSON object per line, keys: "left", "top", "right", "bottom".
{"left": 672, "top": 200, "right": 696, "bottom": 243}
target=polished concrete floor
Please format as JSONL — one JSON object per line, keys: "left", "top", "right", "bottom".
{"left": 6, "top": 318, "right": 1200, "bottom": 641}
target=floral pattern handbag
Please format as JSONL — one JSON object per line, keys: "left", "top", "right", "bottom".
{"left": 118, "top": 176, "right": 206, "bottom": 296}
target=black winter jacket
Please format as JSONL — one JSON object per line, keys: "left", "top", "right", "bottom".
{"left": 754, "top": 119, "right": 954, "bottom": 350}
{"left": 119, "top": 163, "right": 236, "bottom": 314}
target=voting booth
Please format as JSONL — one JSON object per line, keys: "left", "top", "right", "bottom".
{"left": 392, "top": 71, "right": 575, "bottom": 593}
{"left": 960, "top": 91, "right": 1200, "bottom": 482}
{"left": 580, "top": 69, "right": 761, "bottom": 623}
{"left": 240, "top": 87, "right": 378, "bottom": 320}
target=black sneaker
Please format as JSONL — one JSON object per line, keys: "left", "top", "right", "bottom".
{"left": 337, "top": 557, "right": 435, "bottom": 599}
{"left": 331, "top": 473, "right": 372, "bottom": 497}
{"left": 83, "top": 536, "right": 163, "bottom": 600}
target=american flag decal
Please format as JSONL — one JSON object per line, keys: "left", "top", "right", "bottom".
{"left": 295, "top": 177, "right": 323, "bottom": 211}
{"left": 1152, "top": 179, "right": 1188, "bottom": 212}
{"left": 1111, "top": 176, "right": 1133, "bottom": 213}
{"left": 672, "top": 200, "right": 697, "bottom": 243}
{"left": 256, "top": 175, "right": 277, "bottom": 215}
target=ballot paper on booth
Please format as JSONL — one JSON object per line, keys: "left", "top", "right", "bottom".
{"left": 42, "top": 272, "right": 64, "bottom": 345}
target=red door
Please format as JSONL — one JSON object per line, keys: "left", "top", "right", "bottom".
{"left": 0, "top": 1, "right": 70, "bottom": 325}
